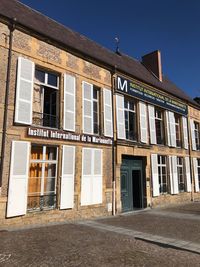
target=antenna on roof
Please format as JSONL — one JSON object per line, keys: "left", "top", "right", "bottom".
{"left": 115, "top": 37, "right": 121, "bottom": 55}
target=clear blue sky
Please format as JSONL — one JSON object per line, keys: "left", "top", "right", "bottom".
{"left": 20, "top": 0, "right": 200, "bottom": 99}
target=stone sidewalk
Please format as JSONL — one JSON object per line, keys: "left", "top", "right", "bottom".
{"left": 0, "top": 202, "right": 200, "bottom": 266}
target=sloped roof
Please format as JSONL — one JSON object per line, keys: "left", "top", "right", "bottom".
{"left": 0, "top": 0, "right": 197, "bottom": 106}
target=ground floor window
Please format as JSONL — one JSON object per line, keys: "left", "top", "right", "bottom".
{"left": 177, "top": 157, "right": 185, "bottom": 192}
{"left": 27, "top": 145, "right": 58, "bottom": 211}
{"left": 158, "top": 155, "right": 168, "bottom": 194}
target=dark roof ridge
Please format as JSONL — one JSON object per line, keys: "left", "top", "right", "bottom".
{"left": 0, "top": 0, "right": 199, "bottom": 109}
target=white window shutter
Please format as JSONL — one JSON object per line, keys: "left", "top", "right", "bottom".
{"left": 169, "top": 112, "right": 176, "bottom": 147}
{"left": 92, "top": 149, "right": 102, "bottom": 204}
{"left": 81, "top": 148, "right": 103, "bottom": 206}
{"left": 148, "top": 105, "right": 156, "bottom": 144}
{"left": 169, "top": 156, "right": 179, "bottom": 194}
{"left": 82, "top": 81, "right": 93, "bottom": 134}
{"left": 165, "top": 111, "right": 171, "bottom": 146}
{"left": 7, "top": 141, "right": 30, "bottom": 217}
{"left": 116, "top": 94, "right": 125, "bottom": 140}
{"left": 64, "top": 74, "right": 76, "bottom": 131}
{"left": 60, "top": 146, "right": 75, "bottom": 209}
{"left": 193, "top": 158, "right": 199, "bottom": 192}
{"left": 15, "top": 57, "right": 34, "bottom": 125}
{"left": 151, "top": 154, "right": 160, "bottom": 197}
{"left": 182, "top": 117, "right": 188, "bottom": 149}
{"left": 190, "top": 119, "right": 196, "bottom": 150}
{"left": 103, "top": 88, "right": 113, "bottom": 137}
{"left": 185, "top": 157, "right": 191, "bottom": 192}
{"left": 81, "top": 148, "right": 92, "bottom": 205}
{"left": 139, "top": 102, "right": 148, "bottom": 143}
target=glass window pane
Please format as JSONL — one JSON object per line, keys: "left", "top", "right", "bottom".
{"left": 35, "top": 69, "right": 45, "bottom": 83}
{"left": 48, "top": 73, "right": 58, "bottom": 87}
{"left": 124, "top": 99, "right": 128, "bottom": 109}
{"left": 45, "top": 163, "right": 56, "bottom": 178}
{"left": 129, "top": 101, "right": 134, "bottom": 111}
{"left": 93, "top": 88, "right": 98, "bottom": 99}
{"left": 31, "top": 146, "right": 43, "bottom": 160}
{"left": 46, "top": 147, "right": 57, "bottom": 160}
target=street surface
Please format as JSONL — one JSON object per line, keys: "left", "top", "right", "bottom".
{"left": 0, "top": 202, "right": 200, "bottom": 266}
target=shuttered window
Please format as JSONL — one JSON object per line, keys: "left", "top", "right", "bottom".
{"left": 60, "top": 146, "right": 75, "bottom": 209}
{"left": 81, "top": 148, "right": 102, "bottom": 205}
{"left": 151, "top": 154, "right": 160, "bottom": 197}
{"left": 185, "top": 157, "right": 192, "bottom": 192}
{"left": 139, "top": 102, "right": 148, "bottom": 143}
{"left": 194, "top": 122, "right": 200, "bottom": 150}
{"left": 15, "top": 57, "right": 34, "bottom": 125}
{"left": 148, "top": 105, "right": 156, "bottom": 144}
{"left": 182, "top": 117, "right": 188, "bottom": 149}
{"left": 169, "top": 156, "right": 178, "bottom": 194}
{"left": 194, "top": 158, "right": 200, "bottom": 192}
{"left": 103, "top": 88, "right": 113, "bottom": 137}
{"left": 191, "top": 119, "right": 197, "bottom": 150}
{"left": 64, "top": 74, "right": 76, "bottom": 131}
{"left": 116, "top": 94, "right": 126, "bottom": 139}
{"left": 7, "top": 141, "right": 30, "bottom": 218}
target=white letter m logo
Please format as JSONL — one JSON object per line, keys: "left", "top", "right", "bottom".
{"left": 117, "top": 77, "right": 128, "bottom": 92}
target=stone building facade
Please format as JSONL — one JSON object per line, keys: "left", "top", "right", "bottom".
{"left": 0, "top": 0, "right": 200, "bottom": 227}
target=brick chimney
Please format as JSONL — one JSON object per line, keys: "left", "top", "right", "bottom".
{"left": 142, "top": 50, "right": 162, "bottom": 82}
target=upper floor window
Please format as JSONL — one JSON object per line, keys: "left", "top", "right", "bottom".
{"left": 83, "top": 82, "right": 101, "bottom": 135}
{"left": 194, "top": 122, "right": 200, "bottom": 150}
{"left": 177, "top": 157, "right": 185, "bottom": 192}
{"left": 158, "top": 155, "right": 168, "bottom": 194}
{"left": 175, "top": 115, "right": 182, "bottom": 147}
{"left": 155, "top": 108, "right": 165, "bottom": 145}
{"left": 124, "top": 98, "right": 137, "bottom": 141}
{"left": 33, "top": 69, "right": 59, "bottom": 129}
{"left": 93, "top": 86, "right": 100, "bottom": 135}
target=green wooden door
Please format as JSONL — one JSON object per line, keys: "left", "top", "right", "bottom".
{"left": 121, "top": 158, "right": 144, "bottom": 212}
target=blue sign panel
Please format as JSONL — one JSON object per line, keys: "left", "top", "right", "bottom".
{"left": 117, "top": 76, "right": 188, "bottom": 116}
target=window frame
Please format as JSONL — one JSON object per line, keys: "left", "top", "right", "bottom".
{"left": 194, "top": 121, "right": 200, "bottom": 150}
{"left": 175, "top": 114, "right": 182, "bottom": 148}
{"left": 177, "top": 156, "right": 185, "bottom": 192}
{"left": 155, "top": 108, "right": 165, "bottom": 145}
{"left": 33, "top": 68, "right": 60, "bottom": 129}
{"left": 28, "top": 144, "right": 58, "bottom": 211}
{"left": 93, "top": 86, "right": 101, "bottom": 135}
{"left": 157, "top": 155, "right": 168, "bottom": 194}
{"left": 124, "top": 97, "right": 137, "bottom": 141}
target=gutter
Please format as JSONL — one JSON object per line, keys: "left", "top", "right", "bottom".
{"left": 0, "top": 18, "right": 15, "bottom": 187}
{"left": 111, "top": 67, "right": 116, "bottom": 216}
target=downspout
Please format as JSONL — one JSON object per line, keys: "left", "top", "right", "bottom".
{"left": 0, "top": 19, "right": 15, "bottom": 187}
{"left": 187, "top": 103, "right": 194, "bottom": 202}
{"left": 111, "top": 67, "right": 116, "bottom": 216}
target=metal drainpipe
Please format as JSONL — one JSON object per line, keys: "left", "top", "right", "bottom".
{"left": 187, "top": 104, "right": 194, "bottom": 202}
{"left": 111, "top": 68, "right": 116, "bottom": 216}
{"left": 0, "top": 19, "right": 15, "bottom": 188}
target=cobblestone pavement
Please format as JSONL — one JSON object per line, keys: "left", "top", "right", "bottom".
{"left": 0, "top": 202, "right": 200, "bottom": 266}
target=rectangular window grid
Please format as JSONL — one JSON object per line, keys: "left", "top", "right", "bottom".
{"left": 124, "top": 99, "right": 137, "bottom": 141}
{"left": 177, "top": 157, "right": 185, "bottom": 192}
{"left": 155, "top": 109, "right": 164, "bottom": 145}
{"left": 27, "top": 145, "right": 58, "bottom": 211}
{"left": 158, "top": 155, "right": 168, "bottom": 194}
